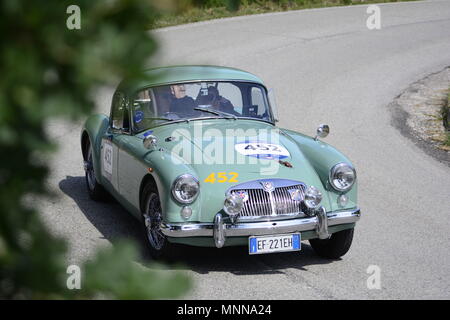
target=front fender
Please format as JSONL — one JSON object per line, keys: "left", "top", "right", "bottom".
{"left": 282, "top": 129, "right": 358, "bottom": 212}
{"left": 142, "top": 149, "right": 203, "bottom": 224}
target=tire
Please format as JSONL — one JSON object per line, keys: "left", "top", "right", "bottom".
{"left": 84, "top": 141, "right": 108, "bottom": 201}
{"left": 309, "top": 228, "right": 354, "bottom": 259}
{"left": 141, "top": 184, "right": 172, "bottom": 259}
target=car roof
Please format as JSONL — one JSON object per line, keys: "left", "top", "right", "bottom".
{"left": 117, "top": 65, "right": 265, "bottom": 94}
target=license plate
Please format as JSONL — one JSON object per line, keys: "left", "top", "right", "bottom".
{"left": 248, "top": 233, "right": 301, "bottom": 255}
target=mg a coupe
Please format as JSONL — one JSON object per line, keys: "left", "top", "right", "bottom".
{"left": 81, "top": 66, "right": 360, "bottom": 258}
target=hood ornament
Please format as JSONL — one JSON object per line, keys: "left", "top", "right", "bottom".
{"left": 261, "top": 181, "right": 275, "bottom": 192}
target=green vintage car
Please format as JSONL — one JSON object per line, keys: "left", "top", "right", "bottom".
{"left": 81, "top": 65, "right": 360, "bottom": 258}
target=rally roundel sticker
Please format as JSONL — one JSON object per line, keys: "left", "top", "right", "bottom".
{"left": 235, "top": 142, "right": 290, "bottom": 160}
{"left": 134, "top": 111, "right": 144, "bottom": 124}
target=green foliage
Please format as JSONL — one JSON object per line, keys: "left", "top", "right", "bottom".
{"left": 444, "top": 133, "right": 450, "bottom": 147}
{"left": 0, "top": 0, "right": 190, "bottom": 299}
{"left": 81, "top": 242, "right": 190, "bottom": 300}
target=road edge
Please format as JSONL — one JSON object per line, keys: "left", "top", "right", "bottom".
{"left": 390, "top": 67, "right": 450, "bottom": 167}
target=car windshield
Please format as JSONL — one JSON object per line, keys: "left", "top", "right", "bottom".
{"left": 131, "top": 81, "right": 273, "bottom": 132}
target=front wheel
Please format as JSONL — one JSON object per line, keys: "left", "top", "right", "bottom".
{"left": 141, "top": 185, "right": 172, "bottom": 259}
{"left": 309, "top": 228, "right": 354, "bottom": 259}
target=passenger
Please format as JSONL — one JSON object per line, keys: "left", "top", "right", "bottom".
{"left": 169, "top": 84, "right": 197, "bottom": 116}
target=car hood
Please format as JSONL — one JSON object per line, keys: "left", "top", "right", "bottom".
{"left": 142, "top": 119, "right": 331, "bottom": 219}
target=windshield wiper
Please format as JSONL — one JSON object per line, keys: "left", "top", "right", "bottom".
{"left": 194, "top": 107, "right": 237, "bottom": 120}
{"left": 147, "top": 117, "right": 174, "bottom": 121}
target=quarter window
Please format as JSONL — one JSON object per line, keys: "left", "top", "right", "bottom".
{"left": 110, "top": 92, "right": 129, "bottom": 131}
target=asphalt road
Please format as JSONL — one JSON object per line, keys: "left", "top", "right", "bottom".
{"left": 43, "top": 0, "right": 450, "bottom": 299}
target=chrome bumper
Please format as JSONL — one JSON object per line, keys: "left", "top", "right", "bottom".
{"left": 160, "top": 207, "right": 360, "bottom": 248}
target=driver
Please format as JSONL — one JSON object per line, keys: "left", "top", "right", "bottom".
{"left": 169, "top": 84, "right": 197, "bottom": 116}
{"left": 203, "top": 86, "right": 237, "bottom": 115}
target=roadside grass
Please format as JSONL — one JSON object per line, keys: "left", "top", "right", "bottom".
{"left": 153, "top": 0, "right": 416, "bottom": 29}
{"left": 445, "top": 134, "right": 450, "bottom": 147}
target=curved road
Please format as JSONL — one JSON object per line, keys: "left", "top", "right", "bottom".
{"left": 45, "top": 0, "right": 450, "bottom": 299}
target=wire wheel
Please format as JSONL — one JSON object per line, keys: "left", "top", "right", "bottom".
{"left": 143, "top": 192, "right": 165, "bottom": 250}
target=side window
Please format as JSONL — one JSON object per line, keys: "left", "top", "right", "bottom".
{"left": 217, "top": 82, "right": 242, "bottom": 112}
{"left": 132, "top": 88, "right": 157, "bottom": 132}
{"left": 250, "top": 87, "right": 266, "bottom": 117}
{"left": 110, "top": 92, "right": 129, "bottom": 131}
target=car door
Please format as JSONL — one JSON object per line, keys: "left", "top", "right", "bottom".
{"left": 115, "top": 91, "right": 149, "bottom": 214}
{"left": 100, "top": 91, "right": 126, "bottom": 193}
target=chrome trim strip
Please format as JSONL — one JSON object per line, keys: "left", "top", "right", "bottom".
{"left": 268, "top": 189, "right": 276, "bottom": 216}
{"left": 160, "top": 208, "right": 360, "bottom": 239}
{"left": 237, "top": 212, "right": 305, "bottom": 222}
{"left": 327, "top": 209, "right": 361, "bottom": 226}
{"left": 226, "top": 179, "right": 306, "bottom": 193}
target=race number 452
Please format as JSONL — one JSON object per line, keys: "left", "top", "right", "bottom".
{"left": 103, "top": 141, "right": 113, "bottom": 176}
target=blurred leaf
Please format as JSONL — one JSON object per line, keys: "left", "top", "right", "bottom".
{"left": 82, "top": 241, "right": 191, "bottom": 299}
{"left": 0, "top": 0, "right": 191, "bottom": 299}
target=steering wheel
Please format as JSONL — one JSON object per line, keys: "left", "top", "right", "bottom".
{"left": 163, "top": 112, "right": 181, "bottom": 120}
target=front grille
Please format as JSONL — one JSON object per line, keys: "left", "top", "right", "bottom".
{"left": 229, "top": 181, "right": 306, "bottom": 219}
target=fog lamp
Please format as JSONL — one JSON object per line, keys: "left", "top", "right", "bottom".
{"left": 304, "top": 185, "right": 322, "bottom": 209}
{"left": 224, "top": 194, "right": 243, "bottom": 217}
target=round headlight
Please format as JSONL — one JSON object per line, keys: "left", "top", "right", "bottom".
{"left": 329, "top": 163, "right": 356, "bottom": 192}
{"left": 304, "top": 185, "right": 322, "bottom": 209}
{"left": 172, "top": 174, "right": 200, "bottom": 204}
{"left": 224, "top": 194, "right": 244, "bottom": 216}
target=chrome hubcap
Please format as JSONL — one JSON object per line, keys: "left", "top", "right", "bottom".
{"left": 144, "top": 193, "right": 165, "bottom": 250}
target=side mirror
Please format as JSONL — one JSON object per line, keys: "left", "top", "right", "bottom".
{"left": 314, "top": 124, "right": 329, "bottom": 141}
{"left": 143, "top": 134, "right": 158, "bottom": 149}
{"left": 268, "top": 88, "right": 279, "bottom": 123}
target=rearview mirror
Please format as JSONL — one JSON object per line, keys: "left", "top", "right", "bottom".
{"left": 143, "top": 134, "right": 158, "bottom": 149}
{"left": 314, "top": 124, "right": 329, "bottom": 141}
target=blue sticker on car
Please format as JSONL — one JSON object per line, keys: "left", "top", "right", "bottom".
{"left": 134, "top": 111, "right": 144, "bottom": 123}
